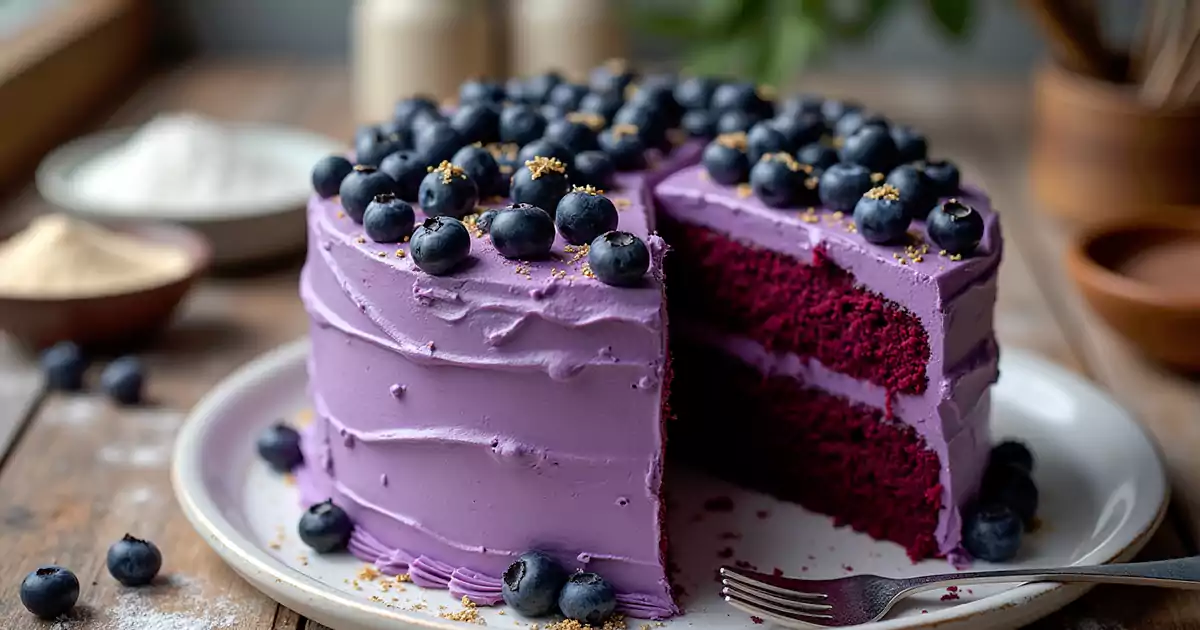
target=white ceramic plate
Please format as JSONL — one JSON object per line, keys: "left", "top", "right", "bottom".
{"left": 173, "top": 340, "right": 1168, "bottom": 630}
{"left": 36, "top": 125, "right": 342, "bottom": 267}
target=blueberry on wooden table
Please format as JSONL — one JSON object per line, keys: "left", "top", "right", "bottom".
{"left": 107, "top": 534, "right": 163, "bottom": 586}
{"left": 100, "top": 355, "right": 145, "bottom": 405}
{"left": 40, "top": 341, "right": 88, "bottom": 391}
{"left": 20, "top": 566, "right": 79, "bottom": 619}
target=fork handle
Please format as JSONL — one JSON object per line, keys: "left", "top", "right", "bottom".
{"left": 895, "top": 556, "right": 1200, "bottom": 594}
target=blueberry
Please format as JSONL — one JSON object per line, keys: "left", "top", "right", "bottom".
{"left": 106, "top": 534, "right": 163, "bottom": 586}
{"left": 544, "top": 118, "right": 599, "bottom": 155}
{"left": 356, "top": 131, "right": 408, "bottom": 167}
{"left": 409, "top": 108, "right": 449, "bottom": 137}
{"left": 556, "top": 188, "right": 618, "bottom": 246}
{"left": 681, "top": 109, "right": 716, "bottom": 139}
{"left": 597, "top": 125, "right": 648, "bottom": 172}
{"left": 558, "top": 572, "right": 617, "bottom": 625}
{"left": 796, "top": 143, "right": 839, "bottom": 170}
{"left": 486, "top": 142, "right": 521, "bottom": 175}
{"left": 500, "top": 105, "right": 547, "bottom": 146}
{"left": 702, "top": 133, "right": 750, "bottom": 186}
{"left": 394, "top": 95, "right": 439, "bottom": 131}
{"left": 885, "top": 164, "right": 937, "bottom": 221}
{"left": 100, "top": 356, "right": 144, "bottom": 405}
{"left": 578, "top": 91, "right": 625, "bottom": 124}
{"left": 414, "top": 122, "right": 464, "bottom": 167}
{"left": 517, "top": 139, "right": 576, "bottom": 175}
{"left": 716, "top": 109, "right": 759, "bottom": 135}
{"left": 780, "top": 93, "right": 825, "bottom": 118}
{"left": 981, "top": 463, "right": 1039, "bottom": 529}
{"left": 772, "top": 113, "right": 826, "bottom": 149}
{"left": 505, "top": 76, "right": 531, "bottom": 104}
{"left": 475, "top": 209, "right": 499, "bottom": 234}
{"left": 540, "top": 103, "right": 572, "bottom": 121}
{"left": 490, "top": 204, "right": 556, "bottom": 259}
{"left": 746, "top": 121, "right": 791, "bottom": 164}
{"left": 450, "top": 103, "right": 501, "bottom": 145}
{"left": 835, "top": 111, "right": 889, "bottom": 139}
{"left": 548, "top": 82, "right": 589, "bottom": 111}
{"left": 298, "top": 500, "right": 354, "bottom": 553}
{"left": 628, "top": 75, "right": 681, "bottom": 124}
{"left": 340, "top": 165, "right": 400, "bottom": 222}
{"left": 410, "top": 216, "right": 471, "bottom": 275}
{"left": 452, "top": 145, "right": 505, "bottom": 198}
{"left": 820, "top": 99, "right": 862, "bottom": 125}
{"left": 419, "top": 161, "right": 479, "bottom": 219}
{"left": 818, "top": 163, "right": 873, "bottom": 212}
{"left": 891, "top": 124, "right": 928, "bottom": 163}
{"left": 674, "top": 76, "right": 718, "bottom": 111}
{"left": 501, "top": 551, "right": 569, "bottom": 617}
{"left": 711, "top": 81, "right": 770, "bottom": 117}
{"left": 841, "top": 125, "right": 900, "bottom": 173}
{"left": 364, "top": 194, "right": 417, "bottom": 243}
{"left": 991, "top": 440, "right": 1035, "bottom": 475}
{"left": 524, "top": 71, "right": 563, "bottom": 105}
{"left": 589, "top": 231, "right": 649, "bottom": 287}
{"left": 312, "top": 155, "right": 354, "bottom": 199}
{"left": 854, "top": 185, "right": 911, "bottom": 244}
{"left": 573, "top": 151, "right": 616, "bottom": 190}
{"left": 963, "top": 504, "right": 1023, "bottom": 562}
{"left": 924, "top": 159, "right": 962, "bottom": 197}
{"left": 459, "top": 78, "right": 505, "bottom": 105}
{"left": 751, "top": 153, "right": 808, "bottom": 208}
{"left": 927, "top": 199, "right": 984, "bottom": 255}
{"left": 20, "top": 566, "right": 79, "bottom": 619}
{"left": 40, "top": 341, "right": 88, "bottom": 391}
{"left": 256, "top": 423, "right": 304, "bottom": 472}
{"left": 613, "top": 104, "right": 668, "bottom": 150}
{"left": 589, "top": 59, "right": 637, "bottom": 96}
{"left": 379, "top": 150, "right": 426, "bottom": 201}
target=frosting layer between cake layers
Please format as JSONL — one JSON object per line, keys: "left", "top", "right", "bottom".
{"left": 655, "top": 165, "right": 1002, "bottom": 559}
{"left": 297, "top": 146, "right": 705, "bottom": 620}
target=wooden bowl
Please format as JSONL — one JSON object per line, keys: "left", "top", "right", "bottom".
{"left": 1031, "top": 64, "right": 1200, "bottom": 227}
{"left": 1066, "top": 219, "right": 1200, "bottom": 370}
{"left": 0, "top": 222, "right": 210, "bottom": 351}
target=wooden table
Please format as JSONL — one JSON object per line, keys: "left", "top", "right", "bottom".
{"left": 1, "top": 61, "right": 1198, "bottom": 629}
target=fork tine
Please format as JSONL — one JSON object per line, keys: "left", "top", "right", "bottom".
{"left": 720, "top": 566, "right": 829, "bottom": 601}
{"left": 722, "top": 582, "right": 834, "bottom": 611}
{"left": 724, "top": 589, "right": 836, "bottom": 627}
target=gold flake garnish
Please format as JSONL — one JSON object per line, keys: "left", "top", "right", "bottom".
{"left": 564, "top": 243, "right": 590, "bottom": 265}
{"left": 757, "top": 84, "right": 777, "bottom": 100}
{"left": 610, "top": 123, "right": 639, "bottom": 139}
{"left": 573, "top": 185, "right": 604, "bottom": 196}
{"left": 800, "top": 207, "right": 819, "bottom": 224}
{"left": 845, "top": 221, "right": 858, "bottom": 233}
{"left": 525, "top": 156, "right": 567, "bottom": 180}
{"left": 395, "top": 573, "right": 412, "bottom": 583}
{"left": 377, "top": 251, "right": 386, "bottom": 258}
{"left": 395, "top": 249, "right": 406, "bottom": 258}
{"left": 567, "top": 111, "right": 606, "bottom": 131}
{"left": 949, "top": 253, "right": 963, "bottom": 261}
{"left": 355, "top": 236, "right": 366, "bottom": 244}
{"left": 614, "top": 198, "right": 631, "bottom": 210}
{"left": 546, "top": 615, "right": 628, "bottom": 630}
{"left": 761, "top": 152, "right": 803, "bottom": 171}
{"left": 438, "top": 596, "right": 483, "bottom": 624}
{"left": 735, "top": 183, "right": 752, "bottom": 198}
{"left": 581, "top": 262, "right": 595, "bottom": 278}
{"left": 336, "top": 211, "right": 346, "bottom": 219}
{"left": 864, "top": 184, "right": 900, "bottom": 201}
{"left": 430, "top": 160, "right": 467, "bottom": 184}
{"left": 358, "top": 565, "right": 382, "bottom": 581}
{"left": 869, "top": 172, "right": 885, "bottom": 183}
{"left": 715, "top": 132, "right": 748, "bottom": 151}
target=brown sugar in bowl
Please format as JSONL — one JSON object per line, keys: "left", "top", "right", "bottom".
{"left": 0, "top": 221, "right": 210, "bottom": 351}
{"left": 1066, "top": 220, "right": 1200, "bottom": 370}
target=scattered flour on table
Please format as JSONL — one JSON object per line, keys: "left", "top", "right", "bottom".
{"left": 96, "top": 408, "right": 184, "bottom": 468}
{"left": 52, "top": 574, "right": 246, "bottom": 630}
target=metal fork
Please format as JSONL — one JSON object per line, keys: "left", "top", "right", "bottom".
{"left": 720, "top": 556, "right": 1200, "bottom": 627}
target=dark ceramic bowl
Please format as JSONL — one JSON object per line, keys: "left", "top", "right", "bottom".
{"left": 0, "top": 221, "right": 210, "bottom": 351}
{"left": 1066, "top": 220, "right": 1200, "bottom": 370}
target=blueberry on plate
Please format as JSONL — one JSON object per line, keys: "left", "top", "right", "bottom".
{"left": 298, "top": 500, "right": 354, "bottom": 553}
{"left": 364, "top": 194, "right": 417, "bottom": 243}
{"left": 500, "top": 105, "right": 547, "bottom": 146}
{"left": 556, "top": 187, "right": 619, "bottom": 245}
{"left": 924, "top": 158, "right": 962, "bottom": 197}
{"left": 475, "top": 209, "right": 499, "bottom": 234}
{"left": 393, "top": 95, "right": 439, "bottom": 131}
{"left": 459, "top": 78, "right": 505, "bottom": 105}
{"left": 711, "top": 81, "right": 770, "bottom": 117}
{"left": 450, "top": 102, "right": 501, "bottom": 145}
{"left": 817, "top": 162, "right": 873, "bottom": 212}
{"left": 379, "top": 150, "right": 426, "bottom": 201}
{"left": 702, "top": 133, "right": 750, "bottom": 185}
{"left": 414, "top": 122, "right": 464, "bottom": 168}
{"left": 885, "top": 164, "right": 937, "bottom": 221}
{"left": 419, "top": 161, "right": 479, "bottom": 219}
{"left": 524, "top": 71, "right": 563, "bottom": 105}
{"left": 40, "top": 341, "right": 88, "bottom": 391}
{"left": 490, "top": 204, "right": 556, "bottom": 259}
{"left": 547, "top": 82, "right": 589, "bottom": 111}
{"left": 544, "top": 118, "right": 599, "bottom": 155}
{"left": 840, "top": 125, "right": 900, "bottom": 174}
{"left": 573, "top": 150, "right": 616, "bottom": 190}
{"left": 20, "top": 566, "right": 79, "bottom": 619}
{"left": 256, "top": 423, "right": 304, "bottom": 472}
{"left": 681, "top": 109, "right": 716, "bottom": 139}
{"left": 578, "top": 90, "right": 625, "bottom": 125}
{"left": 613, "top": 103, "right": 668, "bottom": 150}
{"left": 854, "top": 185, "right": 911, "bottom": 244}
{"left": 589, "top": 59, "right": 637, "bottom": 96}
{"left": 100, "top": 356, "right": 144, "bottom": 405}
{"left": 674, "top": 75, "right": 718, "bottom": 111}
{"left": 341, "top": 165, "right": 400, "bottom": 223}
{"left": 558, "top": 572, "right": 618, "bottom": 625}
{"left": 963, "top": 504, "right": 1023, "bottom": 562}
{"left": 589, "top": 231, "right": 650, "bottom": 287}
{"left": 820, "top": 99, "right": 862, "bottom": 125}
{"left": 517, "top": 139, "right": 576, "bottom": 175}
{"left": 927, "top": 199, "right": 985, "bottom": 255}
{"left": 452, "top": 145, "right": 505, "bottom": 198}
{"left": 834, "top": 110, "right": 889, "bottom": 139}
{"left": 715, "top": 109, "right": 759, "bottom": 135}
{"left": 779, "top": 93, "right": 825, "bottom": 118}
{"left": 312, "top": 155, "right": 354, "bottom": 199}
{"left": 511, "top": 156, "right": 571, "bottom": 214}
{"left": 410, "top": 216, "right": 471, "bottom": 275}
{"left": 750, "top": 153, "right": 807, "bottom": 208}
{"left": 890, "top": 124, "right": 929, "bottom": 163}
{"left": 991, "top": 440, "right": 1035, "bottom": 475}
{"left": 746, "top": 121, "right": 791, "bottom": 164}
{"left": 981, "top": 462, "right": 1039, "bottom": 529}
{"left": 796, "top": 142, "right": 839, "bottom": 170}
{"left": 355, "top": 131, "right": 408, "bottom": 167}
{"left": 597, "top": 125, "right": 648, "bottom": 172}
{"left": 501, "top": 551, "right": 569, "bottom": 617}
{"left": 107, "top": 534, "right": 162, "bottom": 586}
{"left": 772, "top": 112, "right": 826, "bottom": 150}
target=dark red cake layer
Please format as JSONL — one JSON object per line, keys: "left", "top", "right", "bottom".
{"left": 659, "top": 217, "right": 930, "bottom": 396}
{"left": 669, "top": 343, "right": 943, "bottom": 561}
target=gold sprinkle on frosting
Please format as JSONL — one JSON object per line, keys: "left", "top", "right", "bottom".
{"left": 525, "top": 156, "right": 567, "bottom": 180}
{"left": 715, "top": 132, "right": 748, "bottom": 151}
{"left": 567, "top": 111, "right": 606, "bottom": 131}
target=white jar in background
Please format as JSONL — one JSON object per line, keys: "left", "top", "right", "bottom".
{"left": 352, "top": 0, "right": 494, "bottom": 124}
{"left": 508, "top": 0, "right": 625, "bottom": 81}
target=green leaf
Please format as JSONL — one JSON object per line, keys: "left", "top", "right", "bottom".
{"left": 927, "top": 0, "right": 972, "bottom": 38}
{"left": 795, "top": 0, "right": 895, "bottom": 41}
{"left": 763, "top": 11, "right": 825, "bottom": 86}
